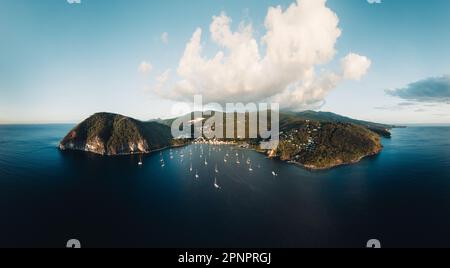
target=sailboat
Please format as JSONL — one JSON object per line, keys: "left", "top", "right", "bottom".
{"left": 215, "top": 164, "right": 219, "bottom": 173}
{"left": 224, "top": 158, "right": 227, "bottom": 163}
{"left": 249, "top": 164, "right": 253, "bottom": 172}
{"left": 204, "top": 158, "right": 208, "bottom": 166}
{"left": 246, "top": 158, "right": 251, "bottom": 165}
{"left": 195, "top": 170, "right": 199, "bottom": 179}
{"left": 161, "top": 162, "right": 165, "bottom": 168}
{"left": 214, "top": 177, "right": 220, "bottom": 189}
{"left": 272, "top": 171, "right": 278, "bottom": 176}
{"left": 236, "top": 158, "right": 240, "bottom": 164}
{"left": 190, "top": 163, "right": 193, "bottom": 172}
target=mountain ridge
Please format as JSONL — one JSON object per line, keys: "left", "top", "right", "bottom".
{"left": 59, "top": 110, "right": 390, "bottom": 169}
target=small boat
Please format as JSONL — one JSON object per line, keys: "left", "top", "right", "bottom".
{"left": 249, "top": 164, "right": 253, "bottom": 172}
{"left": 138, "top": 161, "right": 143, "bottom": 166}
{"left": 236, "top": 159, "right": 240, "bottom": 164}
{"left": 190, "top": 163, "right": 193, "bottom": 172}
{"left": 204, "top": 159, "right": 208, "bottom": 166}
{"left": 138, "top": 154, "right": 143, "bottom": 166}
{"left": 272, "top": 171, "right": 278, "bottom": 176}
{"left": 195, "top": 170, "right": 199, "bottom": 179}
{"left": 224, "top": 158, "right": 227, "bottom": 163}
{"left": 215, "top": 164, "right": 219, "bottom": 173}
{"left": 161, "top": 163, "right": 165, "bottom": 168}
{"left": 214, "top": 177, "right": 220, "bottom": 189}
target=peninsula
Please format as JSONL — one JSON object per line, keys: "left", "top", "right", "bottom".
{"left": 59, "top": 111, "right": 395, "bottom": 169}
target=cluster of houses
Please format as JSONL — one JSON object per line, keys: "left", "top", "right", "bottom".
{"left": 279, "top": 120, "right": 322, "bottom": 154}
{"left": 192, "top": 137, "right": 236, "bottom": 145}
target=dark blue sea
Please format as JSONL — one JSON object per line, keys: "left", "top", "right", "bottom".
{"left": 0, "top": 125, "right": 450, "bottom": 248}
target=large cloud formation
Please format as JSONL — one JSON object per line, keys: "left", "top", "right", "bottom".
{"left": 155, "top": 0, "right": 371, "bottom": 110}
{"left": 387, "top": 75, "right": 450, "bottom": 103}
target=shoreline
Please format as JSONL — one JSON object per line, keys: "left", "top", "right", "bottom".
{"left": 58, "top": 143, "right": 189, "bottom": 157}
{"left": 59, "top": 141, "right": 383, "bottom": 171}
{"left": 286, "top": 147, "right": 382, "bottom": 171}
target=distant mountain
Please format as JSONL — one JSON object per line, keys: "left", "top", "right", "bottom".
{"left": 280, "top": 110, "right": 395, "bottom": 137}
{"left": 59, "top": 113, "right": 173, "bottom": 155}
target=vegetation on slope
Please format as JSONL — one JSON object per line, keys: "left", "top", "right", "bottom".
{"left": 59, "top": 113, "right": 173, "bottom": 155}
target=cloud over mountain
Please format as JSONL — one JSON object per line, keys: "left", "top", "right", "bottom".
{"left": 387, "top": 75, "right": 450, "bottom": 103}
{"left": 154, "top": 0, "right": 371, "bottom": 110}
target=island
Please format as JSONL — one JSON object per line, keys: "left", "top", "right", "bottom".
{"left": 59, "top": 111, "right": 397, "bottom": 169}
{"left": 59, "top": 112, "right": 174, "bottom": 155}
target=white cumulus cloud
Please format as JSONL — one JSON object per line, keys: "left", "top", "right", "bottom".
{"left": 138, "top": 61, "right": 153, "bottom": 74}
{"left": 154, "top": 0, "right": 371, "bottom": 110}
{"left": 341, "top": 53, "right": 372, "bottom": 81}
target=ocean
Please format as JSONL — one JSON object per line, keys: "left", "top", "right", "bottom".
{"left": 0, "top": 125, "right": 449, "bottom": 248}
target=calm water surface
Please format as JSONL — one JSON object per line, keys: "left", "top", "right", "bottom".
{"left": 0, "top": 125, "right": 449, "bottom": 247}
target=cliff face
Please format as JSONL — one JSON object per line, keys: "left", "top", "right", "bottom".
{"left": 59, "top": 113, "right": 173, "bottom": 155}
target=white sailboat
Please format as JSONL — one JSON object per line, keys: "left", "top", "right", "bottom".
{"left": 215, "top": 164, "right": 219, "bottom": 173}
{"left": 195, "top": 170, "right": 199, "bottom": 179}
{"left": 190, "top": 163, "right": 193, "bottom": 172}
{"left": 214, "top": 177, "right": 220, "bottom": 189}
{"left": 204, "top": 159, "right": 208, "bottom": 166}
{"left": 272, "top": 171, "right": 278, "bottom": 176}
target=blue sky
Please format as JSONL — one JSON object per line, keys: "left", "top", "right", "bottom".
{"left": 0, "top": 0, "right": 449, "bottom": 124}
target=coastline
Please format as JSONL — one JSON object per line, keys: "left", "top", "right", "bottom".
{"left": 288, "top": 147, "right": 383, "bottom": 170}
{"left": 58, "top": 143, "right": 189, "bottom": 157}
{"left": 59, "top": 140, "right": 383, "bottom": 171}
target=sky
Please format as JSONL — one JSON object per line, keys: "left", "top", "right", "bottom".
{"left": 0, "top": 0, "right": 449, "bottom": 124}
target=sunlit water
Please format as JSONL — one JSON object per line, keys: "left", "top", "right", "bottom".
{"left": 0, "top": 125, "right": 450, "bottom": 247}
